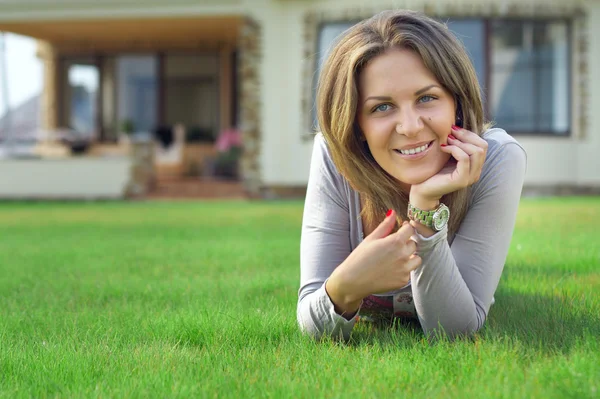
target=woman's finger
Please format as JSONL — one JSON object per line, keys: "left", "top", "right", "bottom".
{"left": 389, "top": 221, "right": 415, "bottom": 244}
{"left": 447, "top": 136, "right": 482, "bottom": 157}
{"left": 440, "top": 144, "right": 470, "bottom": 183}
{"left": 403, "top": 238, "right": 417, "bottom": 256}
{"left": 450, "top": 126, "right": 489, "bottom": 150}
{"left": 447, "top": 136, "right": 486, "bottom": 183}
{"left": 405, "top": 254, "right": 422, "bottom": 272}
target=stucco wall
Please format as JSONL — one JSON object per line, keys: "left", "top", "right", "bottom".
{"left": 0, "top": 157, "right": 132, "bottom": 199}
{"left": 246, "top": 1, "right": 312, "bottom": 187}
{"left": 577, "top": 0, "right": 600, "bottom": 185}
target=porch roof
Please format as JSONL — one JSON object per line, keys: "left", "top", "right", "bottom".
{"left": 0, "top": 16, "right": 242, "bottom": 50}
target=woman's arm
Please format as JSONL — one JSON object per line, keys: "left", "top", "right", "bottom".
{"left": 297, "top": 134, "right": 357, "bottom": 341}
{"left": 410, "top": 134, "right": 527, "bottom": 338}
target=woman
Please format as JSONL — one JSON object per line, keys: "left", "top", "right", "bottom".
{"left": 297, "top": 10, "right": 527, "bottom": 340}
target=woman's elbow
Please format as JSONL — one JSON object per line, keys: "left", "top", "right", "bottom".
{"left": 297, "top": 312, "right": 324, "bottom": 341}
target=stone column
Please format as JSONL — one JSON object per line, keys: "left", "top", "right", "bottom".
{"left": 125, "top": 140, "right": 156, "bottom": 198}
{"left": 238, "top": 18, "right": 262, "bottom": 197}
{"left": 36, "top": 41, "right": 59, "bottom": 131}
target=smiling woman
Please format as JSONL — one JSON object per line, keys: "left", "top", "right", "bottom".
{"left": 298, "top": 10, "right": 527, "bottom": 341}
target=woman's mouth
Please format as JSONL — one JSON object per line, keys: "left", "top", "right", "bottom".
{"left": 394, "top": 141, "right": 434, "bottom": 159}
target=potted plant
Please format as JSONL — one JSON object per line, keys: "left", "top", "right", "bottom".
{"left": 118, "top": 119, "right": 135, "bottom": 144}
{"left": 214, "top": 128, "right": 242, "bottom": 179}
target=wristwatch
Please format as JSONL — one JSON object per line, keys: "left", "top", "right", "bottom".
{"left": 407, "top": 202, "right": 450, "bottom": 231}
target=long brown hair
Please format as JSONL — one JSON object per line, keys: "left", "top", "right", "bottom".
{"left": 316, "top": 10, "right": 491, "bottom": 237}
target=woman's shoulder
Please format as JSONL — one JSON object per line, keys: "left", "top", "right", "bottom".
{"left": 472, "top": 128, "right": 527, "bottom": 198}
{"left": 311, "top": 132, "right": 337, "bottom": 171}
{"left": 481, "top": 128, "right": 527, "bottom": 161}
{"left": 310, "top": 133, "right": 351, "bottom": 190}
{"left": 479, "top": 128, "right": 527, "bottom": 175}
{"left": 313, "top": 132, "right": 329, "bottom": 154}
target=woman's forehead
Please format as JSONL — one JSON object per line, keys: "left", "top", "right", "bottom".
{"left": 358, "top": 48, "right": 442, "bottom": 96}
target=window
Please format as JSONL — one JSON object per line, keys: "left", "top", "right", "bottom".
{"left": 489, "top": 21, "right": 569, "bottom": 133}
{"left": 311, "top": 22, "right": 354, "bottom": 130}
{"left": 68, "top": 63, "right": 99, "bottom": 135}
{"left": 116, "top": 55, "right": 158, "bottom": 134}
{"left": 62, "top": 58, "right": 99, "bottom": 136}
{"left": 313, "top": 18, "right": 571, "bottom": 135}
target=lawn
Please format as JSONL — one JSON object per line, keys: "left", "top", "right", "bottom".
{"left": 0, "top": 198, "right": 598, "bottom": 398}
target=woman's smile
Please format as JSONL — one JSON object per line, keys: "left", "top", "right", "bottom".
{"left": 393, "top": 140, "right": 434, "bottom": 159}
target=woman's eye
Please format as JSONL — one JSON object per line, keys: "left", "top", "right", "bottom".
{"left": 373, "top": 104, "right": 392, "bottom": 113}
{"left": 418, "top": 95, "right": 436, "bottom": 103}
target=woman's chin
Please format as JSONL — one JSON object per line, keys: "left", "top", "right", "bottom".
{"left": 390, "top": 163, "right": 447, "bottom": 187}
{"left": 393, "top": 173, "right": 434, "bottom": 187}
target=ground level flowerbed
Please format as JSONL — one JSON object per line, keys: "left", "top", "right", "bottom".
{"left": 0, "top": 198, "right": 598, "bottom": 398}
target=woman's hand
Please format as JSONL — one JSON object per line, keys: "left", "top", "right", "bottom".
{"left": 410, "top": 126, "right": 488, "bottom": 205}
{"left": 325, "top": 210, "right": 421, "bottom": 317}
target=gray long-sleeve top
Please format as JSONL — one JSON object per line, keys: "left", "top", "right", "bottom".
{"left": 297, "top": 129, "right": 527, "bottom": 340}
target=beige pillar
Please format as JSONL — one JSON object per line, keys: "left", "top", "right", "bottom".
{"left": 36, "top": 41, "right": 59, "bottom": 131}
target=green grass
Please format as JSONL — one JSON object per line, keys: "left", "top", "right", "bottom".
{"left": 0, "top": 198, "right": 598, "bottom": 398}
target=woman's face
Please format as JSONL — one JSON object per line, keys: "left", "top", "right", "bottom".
{"left": 357, "top": 47, "right": 456, "bottom": 190}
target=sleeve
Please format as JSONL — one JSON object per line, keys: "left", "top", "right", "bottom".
{"left": 297, "top": 134, "right": 359, "bottom": 341}
{"left": 410, "top": 141, "right": 527, "bottom": 338}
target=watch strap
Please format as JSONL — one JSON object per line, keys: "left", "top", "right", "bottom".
{"left": 407, "top": 202, "right": 437, "bottom": 228}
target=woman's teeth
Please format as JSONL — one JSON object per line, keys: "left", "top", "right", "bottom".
{"left": 399, "top": 142, "right": 430, "bottom": 155}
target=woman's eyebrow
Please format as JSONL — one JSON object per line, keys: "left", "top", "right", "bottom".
{"left": 363, "top": 84, "right": 441, "bottom": 104}
{"left": 363, "top": 96, "right": 391, "bottom": 104}
{"left": 414, "top": 84, "right": 440, "bottom": 96}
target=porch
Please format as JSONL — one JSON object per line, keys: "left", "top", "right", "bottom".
{"left": 0, "top": 13, "right": 261, "bottom": 199}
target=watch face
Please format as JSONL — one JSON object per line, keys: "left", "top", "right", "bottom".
{"left": 433, "top": 204, "right": 450, "bottom": 231}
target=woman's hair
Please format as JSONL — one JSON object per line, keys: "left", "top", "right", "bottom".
{"left": 316, "top": 9, "right": 491, "bottom": 236}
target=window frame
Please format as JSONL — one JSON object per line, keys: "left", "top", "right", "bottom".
{"left": 483, "top": 17, "right": 573, "bottom": 136}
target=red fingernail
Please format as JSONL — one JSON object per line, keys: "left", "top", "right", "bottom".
{"left": 448, "top": 134, "right": 457, "bottom": 140}
{"left": 451, "top": 125, "right": 460, "bottom": 131}
{"left": 386, "top": 209, "right": 392, "bottom": 217}
{"left": 440, "top": 143, "right": 447, "bottom": 147}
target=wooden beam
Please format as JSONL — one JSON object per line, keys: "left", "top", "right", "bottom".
{"left": 219, "top": 45, "right": 232, "bottom": 132}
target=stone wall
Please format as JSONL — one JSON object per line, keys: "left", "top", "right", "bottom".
{"left": 125, "top": 141, "right": 155, "bottom": 198}
{"left": 238, "top": 18, "right": 262, "bottom": 197}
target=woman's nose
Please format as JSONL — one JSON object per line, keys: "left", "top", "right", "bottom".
{"left": 395, "top": 108, "right": 424, "bottom": 137}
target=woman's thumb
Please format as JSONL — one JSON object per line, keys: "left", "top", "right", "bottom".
{"left": 366, "top": 209, "right": 397, "bottom": 240}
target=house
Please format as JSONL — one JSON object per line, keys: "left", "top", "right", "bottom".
{"left": 0, "top": 0, "right": 598, "bottom": 199}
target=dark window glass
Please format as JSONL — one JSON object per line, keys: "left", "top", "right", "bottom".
{"left": 490, "top": 20, "right": 569, "bottom": 134}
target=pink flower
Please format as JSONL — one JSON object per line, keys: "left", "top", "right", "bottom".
{"left": 215, "top": 128, "right": 242, "bottom": 152}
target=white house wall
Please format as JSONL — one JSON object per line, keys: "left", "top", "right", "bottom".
{"left": 578, "top": 0, "right": 600, "bottom": 186}
{"left": 246, "top": 0, "right": 314, "bottom": 186}
{"left": 0, "top": 158, "right": 132, "bottom": 199}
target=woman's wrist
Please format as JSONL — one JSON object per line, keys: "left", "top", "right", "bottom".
{"left": 408, "top": 191, "right": 440, "bottom": 238}
{"left": 409, "top": 191, "right": 440, "bottom": 211}
{"left": 325, "top": 276, "right": 363, "bottom": 319}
